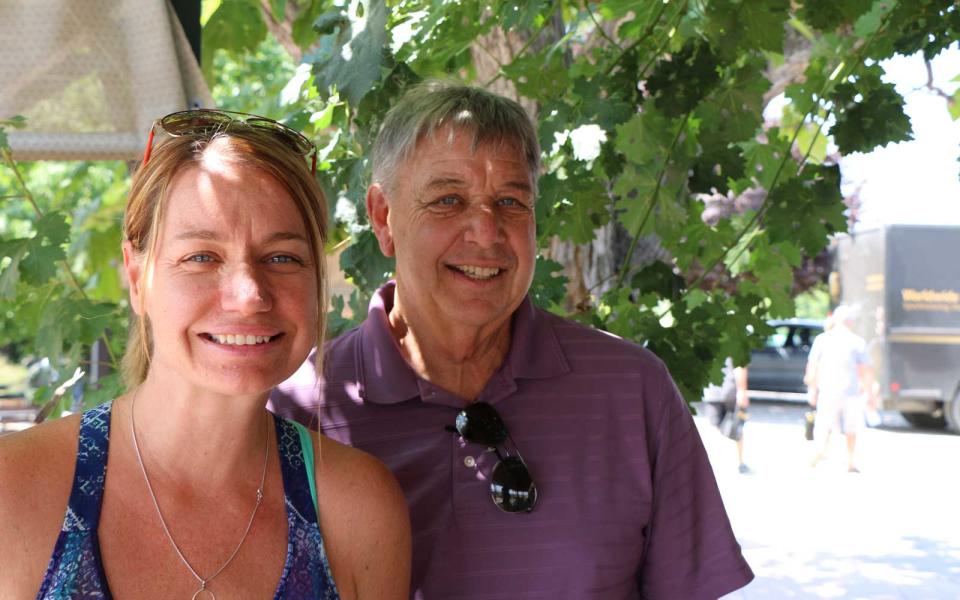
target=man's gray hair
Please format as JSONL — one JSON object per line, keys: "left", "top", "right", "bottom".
{"left": 371, "top": 80, "right": 541, "bottom": 194}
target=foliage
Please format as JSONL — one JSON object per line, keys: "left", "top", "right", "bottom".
{"left": 2, "top": 0, "right": 959, "bottom": 410}
{"left": 0, "top": 126, "right": 129, "bottom": 412}
{"left": 203, "top": 0, "right": 955, "bottom": 402}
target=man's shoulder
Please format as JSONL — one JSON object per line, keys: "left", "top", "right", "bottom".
{"left": 323, "top": 323, "right": 363, "bottom": 362}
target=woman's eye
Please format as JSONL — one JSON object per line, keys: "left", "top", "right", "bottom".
{"left": 186, "top": 254, "right": 215, "bottom": 263}
{"left": 268, "top": 255, "right": 301, "bottom": 265}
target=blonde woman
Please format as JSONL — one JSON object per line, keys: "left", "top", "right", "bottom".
{"left": 0, "top": 110, "right": 410, "bottom": 599}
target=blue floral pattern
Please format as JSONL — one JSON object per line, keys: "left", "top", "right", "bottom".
{"left": 36, "top": 402, "right": 340, "bottom": 599}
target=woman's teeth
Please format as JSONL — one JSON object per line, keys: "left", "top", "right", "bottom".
{"left": 211, "top": 334, "right": 272, "bottom": 345}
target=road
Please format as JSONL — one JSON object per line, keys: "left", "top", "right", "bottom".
{"left": 693, "top": 401, "right": 960, "bottom": 599}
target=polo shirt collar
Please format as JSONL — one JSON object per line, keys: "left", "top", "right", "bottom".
{"left": 356, "top": 281, "right": 570, "bottom": 406}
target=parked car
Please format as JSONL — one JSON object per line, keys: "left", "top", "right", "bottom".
{"left": 748, "top": 319, "right": 824, "bottom": 402}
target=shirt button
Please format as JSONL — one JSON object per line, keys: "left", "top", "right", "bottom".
{"left": 463, "top": 456, "right": 477, "bottom": 468}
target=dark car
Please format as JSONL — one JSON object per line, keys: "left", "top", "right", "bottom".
{"left": 748, "top": 319, "right": 824, "bottom": 402}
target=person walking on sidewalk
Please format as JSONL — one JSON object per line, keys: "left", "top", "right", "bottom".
{"left": 703, "top": 357, "right": 751, "bottom": 474}
{"left": 805, "top": 305, "right": 877, "bottom": 473}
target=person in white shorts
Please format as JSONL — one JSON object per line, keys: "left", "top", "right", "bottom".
{"left": 804, "top": 305, "right": 877, "bottom": 472}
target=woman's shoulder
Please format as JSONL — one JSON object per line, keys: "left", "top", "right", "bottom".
{"left": 0, "top": 413, "right": 82, "bottom": 596}
{"left": 0, "top": 412, "right": 81, "bottom": 492}
{"left": 315, "top": 434, "right": 407, "bottom": 523}
{"left": 314, "top": 435, "right": 411, "bottom": 600}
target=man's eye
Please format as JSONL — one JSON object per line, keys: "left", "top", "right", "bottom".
{"left": 499, "top": 197, "right": 528, "bottom": 209}
{"left": 435, "top": 196, "right": 459, "bottom": 206}
{"left": 186, "top": 254, "right": 215, "bottom": 263}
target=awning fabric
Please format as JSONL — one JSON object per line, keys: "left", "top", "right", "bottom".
{"left": 0, "top": 0, "right": 211, "bottom": 161}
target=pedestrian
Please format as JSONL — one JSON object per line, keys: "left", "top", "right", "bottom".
{"left": 703, "top": 357, "right": 751, "bottom": 473}
{"left": 805, "top": 305, "right": 877, "bottom": 472}
{"left": 271, "top": 81, "right": 754, "bottom": 599}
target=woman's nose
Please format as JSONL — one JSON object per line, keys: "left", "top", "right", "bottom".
{"left": 221, "top": 264, "right": 272, "bottom": 314}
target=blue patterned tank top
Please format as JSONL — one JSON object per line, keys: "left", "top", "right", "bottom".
{"left": 36, "top": 401, "right": 341, "bottom": 599}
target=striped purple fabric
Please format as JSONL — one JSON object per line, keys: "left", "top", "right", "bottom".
{"left": 270, "top": 282, "right": 753, "bottom": 599}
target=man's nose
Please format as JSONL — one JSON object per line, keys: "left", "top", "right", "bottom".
{"left": 221, "top": 263, "right": 272, "bottom": 314}
{"left": 463, "top": 204, "right": 505, "bottom": 248}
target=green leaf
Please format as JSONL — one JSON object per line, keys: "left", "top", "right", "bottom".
{"left": 799, "top": 0, "right": 873, "bottom": 31}
{"left": 646, "top": 40, "right": 723, "bottom": 118}
{"left": 538, "top": 169, "right": 611, "bottom": 244}
{"left": 829, "top": 81, "right": 913, "bottom": 154}
{"left": 308, "top": 0, "right": 388, "bottom": 106}
{"left": 738, "top": 128, "right": 793, "bottom": 190}
{"left": 291, "top": 0, "right": 329, "bottom": 48}
{"left": 530, "top": 256, "right": 568, "bottom": 311}
{"left": 705, "top": 0, "right": 791, "bottom": 57}
{"left": 612, "top": 165, "right": 659, "bottom": 236}
{"left": 764, "top": 165, "right": 845, "bottom": 256}
{"left": 614, "top": 110, "right": 673, "bottom": 169}
{"left": 503, "top": 50, "right": 570, "bottom": 100}
{"left": 0, "top": 241, "right": 26, "bottom": 300}
{"left": 202, "top": 0, "right": 268, "bottom": 77}
{"left": 21, "top": 212, "right": 69, "bottom": 285}
{"left": 339, "top": 230, "right": 395, "bottom": 291}
{"left": 698, "top": 60, "right": 768, "bottom": 145}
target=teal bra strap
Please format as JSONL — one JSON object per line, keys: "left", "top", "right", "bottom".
{"left": 290, "top": 420, "right": 318, "bottom": 511}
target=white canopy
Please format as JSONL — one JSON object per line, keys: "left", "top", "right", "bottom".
{"left": 0, "top": 0, "right": 211, "bottom": 161}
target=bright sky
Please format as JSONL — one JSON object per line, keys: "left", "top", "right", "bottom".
{"left": 840, "top": 45, "right": 960, "bottom": 227}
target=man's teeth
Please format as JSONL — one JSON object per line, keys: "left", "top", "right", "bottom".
{"left": 212, "top": 334, "right": 273, "bottom": 346}
{"left": 456, "top": 265, "right": 501, "bottom": 279}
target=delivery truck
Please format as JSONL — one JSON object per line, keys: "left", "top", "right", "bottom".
{"left": 831, "top": 225, "right": 960, "bottom": 433}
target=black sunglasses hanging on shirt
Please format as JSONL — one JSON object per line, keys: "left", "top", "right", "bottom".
{"left": 453, "top": 401, "right": 538, "bottom": 513}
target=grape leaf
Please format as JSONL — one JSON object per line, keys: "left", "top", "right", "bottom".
{"left": 646, "top": 40, "right": 723, "bottom": 118}
{"left": 529, "top": 256, "right": 568, "bottom": 311}
{"left": 829, "top": 81, "right": 913, "bottom": 154}
{"left": 308, "top": 0, "right": 388, "bottom": 106}
{"left": 538, "top": 169, "right": 611, "bottom": 244}
{"left": 799, "top": 0, "right": 873, "bottom": 31}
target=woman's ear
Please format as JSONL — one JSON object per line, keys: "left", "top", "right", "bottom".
{"left": 122, "top": 240, "right": 145, "bottom": 316}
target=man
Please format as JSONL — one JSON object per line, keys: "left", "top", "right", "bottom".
{"left": 271, "top": 81, "right": 753, "bottom": 599}
{"left": 703, "top": 357, "right": 751, "bottom": 474}
{"left": 805, "top": 305, "right": 876, "bottom": 472}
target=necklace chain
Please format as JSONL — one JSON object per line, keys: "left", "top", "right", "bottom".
{"left": 130, "top": 391, "right": 269, "bottom": 597}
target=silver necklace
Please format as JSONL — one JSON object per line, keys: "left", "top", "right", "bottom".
{"left": 130, "top": 392, "right": 269, "bottom": 600}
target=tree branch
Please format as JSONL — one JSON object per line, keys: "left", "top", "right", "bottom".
{"left": 919, "top": 57, "right": 953, "bottom": 100}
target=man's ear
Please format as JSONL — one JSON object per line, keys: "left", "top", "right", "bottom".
{"left": 366, "top": 183, "right": 395, "bottom": 257}
{"left": 122, "top": 240, "right": 146, "bottom": 316}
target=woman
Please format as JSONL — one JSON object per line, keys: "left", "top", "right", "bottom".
{"left": 0, "top": 110, "right": 411, "bottom": 599}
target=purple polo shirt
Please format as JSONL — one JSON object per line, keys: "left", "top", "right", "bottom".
{"left": 270, "top": 282, "right": 753, "bottom": 599}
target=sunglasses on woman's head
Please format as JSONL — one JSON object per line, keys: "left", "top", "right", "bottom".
{"left": 453, "top": 401, "right": 538, "bottom": 513}
{"left": 141, "top": 109, "right": 318, "bottom": 175}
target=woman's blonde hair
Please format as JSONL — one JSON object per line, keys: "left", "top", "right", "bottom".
{"left": 121, "top": 126, "right": 328, "bottom": 388}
